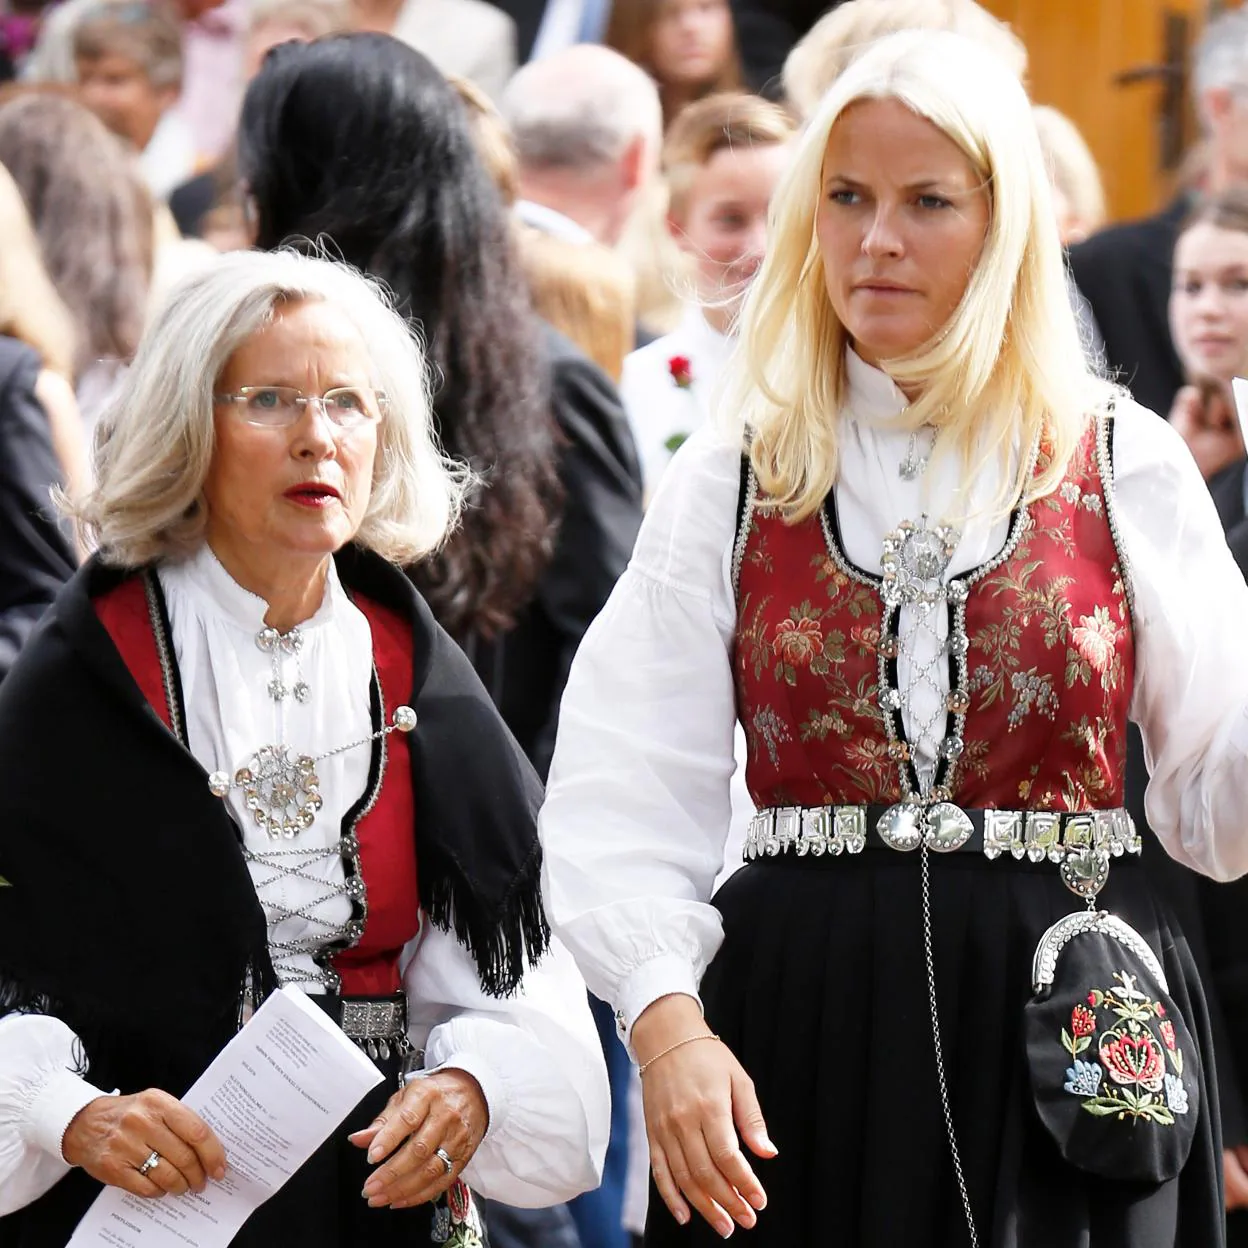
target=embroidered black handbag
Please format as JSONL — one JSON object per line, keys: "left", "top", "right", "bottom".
{"left": 1023, "top": 911, "right": 1200, "bottom": 1184}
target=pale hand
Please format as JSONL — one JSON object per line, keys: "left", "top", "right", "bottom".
{"left": 350, "top": 1069, "right": 487, "bottom": 1209}
{"left": 62, "top": 1090, "right": 227, "bottom": 1198}
{"left": 633, "top": 993, "right": 776, "bottom": 1238}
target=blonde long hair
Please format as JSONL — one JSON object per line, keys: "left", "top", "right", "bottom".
{"left": 729, "top": 29, "right": 1114, "bottom": 524}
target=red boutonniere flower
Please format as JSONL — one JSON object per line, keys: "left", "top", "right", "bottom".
{"left": 668, "top": 355, "right": 693, "bottom": 389}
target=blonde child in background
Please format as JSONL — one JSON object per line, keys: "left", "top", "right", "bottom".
{"left": 619, "top": 92, "right": 793, "bottom": 498}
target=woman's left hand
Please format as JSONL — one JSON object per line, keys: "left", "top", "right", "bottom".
{"left": 349, "top": 1070, "right": 488, "bottom": 1209}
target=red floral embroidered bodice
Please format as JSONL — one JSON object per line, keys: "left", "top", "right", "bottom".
{"left": 733, "top": 420, "right": 1134, "bottom": 812}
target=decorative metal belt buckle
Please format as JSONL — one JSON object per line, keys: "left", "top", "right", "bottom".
{"left": 1060, "top": 846, "right": 1110, "bottom": 900}
{"left": 876, "top": 801, "right": 973, "bottom": 852}
{"left": 925, "top": 801, "right": 974, "bottom": 851}
{"left": 876, "top": 801, "right": 924, "bottom": 850}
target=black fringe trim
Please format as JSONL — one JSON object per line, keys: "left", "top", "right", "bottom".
{"left": 0, "top": 978, "right": 93, "bottom": 1074}
{"left": 422, "top": 839, "right": 551, "bottom": 998}
{"left": 0, "top": 974, "right": 101, "bottom": 1081}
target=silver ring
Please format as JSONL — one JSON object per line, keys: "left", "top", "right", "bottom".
{"left": 138, "top": 1150, "right": 161, "bottom": 1177}
{"left": 435, "top": 1147, "right": 453, "bottom": 1176}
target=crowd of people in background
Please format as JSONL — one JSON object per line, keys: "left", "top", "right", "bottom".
{"left": 2, "top": 0, "right": 1248, "bottom": 1244}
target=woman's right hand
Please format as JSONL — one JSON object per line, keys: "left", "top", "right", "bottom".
{"left": 61, "top": 1090, "right": 227, "bottom": 1198}
{"left": 634, "top": 994, "right": 776, "bottom": 1238}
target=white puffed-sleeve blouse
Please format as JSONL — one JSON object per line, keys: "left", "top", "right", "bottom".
{"left": 538, "top": 352, "right": 1248, "bottom": 1050}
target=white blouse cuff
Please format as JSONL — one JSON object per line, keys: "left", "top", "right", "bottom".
{"left": 24, "top": 1070, "right": 110, "bottom": 1161}
{"left": 613, "top": 954, "right": 704, "bottom": 1053}
{"left": 422, "top": 1043, "right": 507, "bottom": 1148}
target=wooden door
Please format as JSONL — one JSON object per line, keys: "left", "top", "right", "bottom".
{"left": 982, "top": 0, "right": 1213, "bottom": 222}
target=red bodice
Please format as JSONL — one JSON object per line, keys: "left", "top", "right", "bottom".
{"left": 333, "top": 596, "right": 420, "bottom": 995}
{"left": 95, "top": 578, "right": 421, "bottom": 997}
{"left": 733, "top": 421, "right": 1134, "bottom": 812}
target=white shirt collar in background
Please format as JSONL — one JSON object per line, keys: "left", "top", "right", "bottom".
{"left": 514, "top": 198, "right": 595, "bottom": 244}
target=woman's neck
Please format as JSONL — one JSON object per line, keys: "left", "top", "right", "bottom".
{"left": 701, "top": 299, "right": 737, "bottom": 337}
{"left": 206, "top": 538, "right": 330, "bottom": 633}
{"left": 660, "top": 82, "right": 702, "bottom": 124}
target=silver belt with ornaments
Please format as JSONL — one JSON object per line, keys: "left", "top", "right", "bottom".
{"left": 743, "top": 803, "right": 1140, "bottom": 900}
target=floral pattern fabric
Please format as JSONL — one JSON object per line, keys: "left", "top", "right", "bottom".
{"left": 1060, "top": 971, "right": 1189, "bottom": 1126}
{"left": 733, "top": 420, "right": 1135, "bottom": 812}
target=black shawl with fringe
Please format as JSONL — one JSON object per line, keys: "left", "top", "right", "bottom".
{"left": 0, "top": 543, "right": 549, "bottom": 1128}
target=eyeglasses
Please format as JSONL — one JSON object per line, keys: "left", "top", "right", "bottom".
{"left": 213, "top": 386, "right": 388, "bottom": 429}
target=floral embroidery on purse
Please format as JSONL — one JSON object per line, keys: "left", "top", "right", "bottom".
{"left": 430, "top": 1179, "right": 485, "bottom": 1246}
{"left": 1059, "top": 971, "right": 1189, "bottom": 1125}
{"left": 1024, "top": 919, "right": 1200, "bottom": 1183}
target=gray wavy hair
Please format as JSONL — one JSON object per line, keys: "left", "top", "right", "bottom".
{"left": 68, "top": 248, "right": 470, "bottom": 568}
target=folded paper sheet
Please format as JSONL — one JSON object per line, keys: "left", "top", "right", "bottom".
{"left": 68, "top": 985, "right": 383, "bottom": 1248}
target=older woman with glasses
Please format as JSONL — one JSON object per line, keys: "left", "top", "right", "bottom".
{"left": 0, "top": 248, "right": 608, "bottom": 1248}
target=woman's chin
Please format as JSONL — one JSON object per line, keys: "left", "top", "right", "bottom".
{"left": 271, "top": 519, "right": 357, "bottom": 561}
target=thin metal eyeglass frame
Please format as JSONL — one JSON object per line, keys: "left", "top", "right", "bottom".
{"left": 213, "top": 386, "right": 389, "bottom": 428}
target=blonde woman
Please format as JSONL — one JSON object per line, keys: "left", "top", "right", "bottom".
{"left": 540, "top": 29, "right": 1240, "bottom": 1247}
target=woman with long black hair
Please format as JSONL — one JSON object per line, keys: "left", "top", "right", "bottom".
{"left": 238, "top": 33, "right": 644, "bottom": 781}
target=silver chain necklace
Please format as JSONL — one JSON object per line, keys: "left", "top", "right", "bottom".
{"left": 879, "top": 426, "right": 979, "bottom": 1248}
{"left": 899, "top": 426, "right": 935, "bottom": 481}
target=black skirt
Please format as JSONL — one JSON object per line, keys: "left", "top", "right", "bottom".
{"left": 644, "top": 851, "right": 1224, "bottom": 1247}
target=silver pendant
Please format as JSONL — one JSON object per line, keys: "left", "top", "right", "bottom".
{"left": 877, "top": 802, "right": 924, "bottom": 851}
{"left": 924, "top": 802, "right": 974, "bottom": 852}
{"left": 899, "top": 453, "right": 926, "bottom": 482}
{"left": 899, "top": 526, "right": 953, "bottom": 582}
{"left": 1059, "top": 845, "right": 1109, "bottom": 900}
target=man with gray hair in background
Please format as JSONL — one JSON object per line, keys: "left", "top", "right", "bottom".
{"left": 1070, "top": 6, "right": 1248, "bottom": 418}
{"left": 501, "top": 43, "right": 663, "bottom": 248}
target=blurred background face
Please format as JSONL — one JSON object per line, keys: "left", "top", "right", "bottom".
{"left": 76, "top": 53, "right": 174, "bottom": 151}
{"left": 815, "top": 97, "right": 990, "bottom": 368}
{"left": 671, "top": 140, "right": 789, "bottom": 323}
{"left": 650, "top": 0, "right": 734, "bottom": 89}
{"left": 1170, "top": 220, "right": 1248, "bottom": 383}
{"left": 1202, "top": 85, "right": 1248, "bottom": 190}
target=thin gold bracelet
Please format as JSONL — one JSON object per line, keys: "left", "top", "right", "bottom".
{"left": 638, "top": 1033, "right": 721, "bottom": 1077}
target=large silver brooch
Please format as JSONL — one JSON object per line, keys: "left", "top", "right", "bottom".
{"left": 876, "top": 800, "right": 974, "bottom": 852}
{"left": 210, "top": 746, "right": 322, "bottom": 840}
